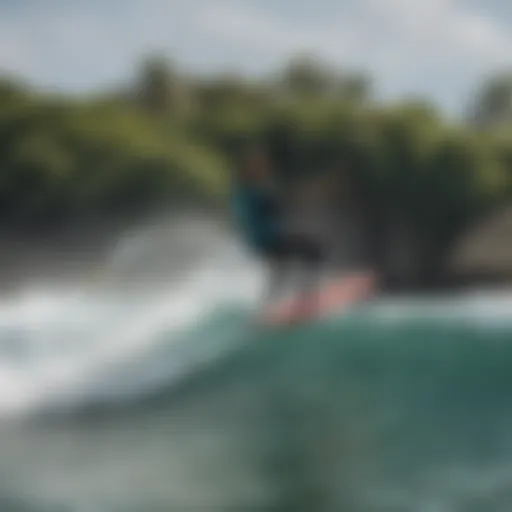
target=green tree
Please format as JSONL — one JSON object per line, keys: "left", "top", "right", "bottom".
{"left": 134, "top": 54, "right": 192, "bottom": 118}
{"left": 470, "top": 71, "right": 512, "bottom": 128}
{"left": 280, "top": 54, "right": 336, "bottom": 96}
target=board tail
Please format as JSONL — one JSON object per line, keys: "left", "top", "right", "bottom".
{"left": 264, "top": 271, "right": 377, "bottom": 326}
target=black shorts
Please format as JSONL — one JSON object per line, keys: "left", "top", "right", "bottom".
{"left": 262, "top": 233, "right": 324, "bottom": 265}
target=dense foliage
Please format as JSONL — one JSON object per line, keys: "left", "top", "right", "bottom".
{"left": 0, "top": 55, "right": 511, "bottom": 268}
{"left": 0, "top": 74, "right": 228, "bottom": 229}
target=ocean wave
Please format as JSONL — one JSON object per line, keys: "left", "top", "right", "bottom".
{"left": 0, "top": 232, "right": 510, "bottom": 420}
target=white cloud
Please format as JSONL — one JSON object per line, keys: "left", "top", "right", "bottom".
{"left": 0, "top": 0, "right": 511, "bottom": 112}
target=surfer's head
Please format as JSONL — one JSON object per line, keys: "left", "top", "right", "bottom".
{"left": 236, "top": 143, "right": 273, "bottom": 185}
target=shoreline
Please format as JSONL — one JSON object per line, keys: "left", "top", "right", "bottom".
{"left": 0, "top": 221, "right": 509, "bottom": 296}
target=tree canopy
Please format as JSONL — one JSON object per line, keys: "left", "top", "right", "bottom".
{"left": 0, "top": 55, "right": 510, "bottom": 273}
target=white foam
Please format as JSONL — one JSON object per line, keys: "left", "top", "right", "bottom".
{"left": 0, "top": 219, "right": 262, "bottom": 417}
{"left": 0, "top": 215, "right": 510, "bottom": 418}
{"left": 368, "top": 289, "right": 512, "bottom": 326}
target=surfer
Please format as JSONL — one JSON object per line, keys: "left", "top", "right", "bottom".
{"left": 231, "top": 143, "right": 325, "bottom": 316}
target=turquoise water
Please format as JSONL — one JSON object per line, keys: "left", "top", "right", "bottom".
{"left": 1, "top": 294, "right": 512, "bottom": 511}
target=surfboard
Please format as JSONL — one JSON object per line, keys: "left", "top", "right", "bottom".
{"left": 263, "top": 271, "right": 376, "bottom": 326}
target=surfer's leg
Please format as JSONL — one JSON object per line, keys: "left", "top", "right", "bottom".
{"left": 290, "top": 235, "right": 324, "bottom": 310}
{"left": 265, "top": 257, "right": 286, "bottom": 304}
{"left": 260, "top": 242, "right": 289, "bottom": 307}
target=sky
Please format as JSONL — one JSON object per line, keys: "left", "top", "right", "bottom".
{"left": 1, "top": 0, "right": 512, "bottom": 114}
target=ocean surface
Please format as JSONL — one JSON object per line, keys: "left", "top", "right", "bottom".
{"left": 0, "top": 218, "right": 511, "bottom": 512}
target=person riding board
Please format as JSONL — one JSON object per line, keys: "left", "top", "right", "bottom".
{"left": 231, "top": 143, "right": 326, "bottom": 316}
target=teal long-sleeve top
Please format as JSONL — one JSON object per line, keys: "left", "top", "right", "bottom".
{"left": 231, "top": 184, "right": 281, "bottom": 250}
